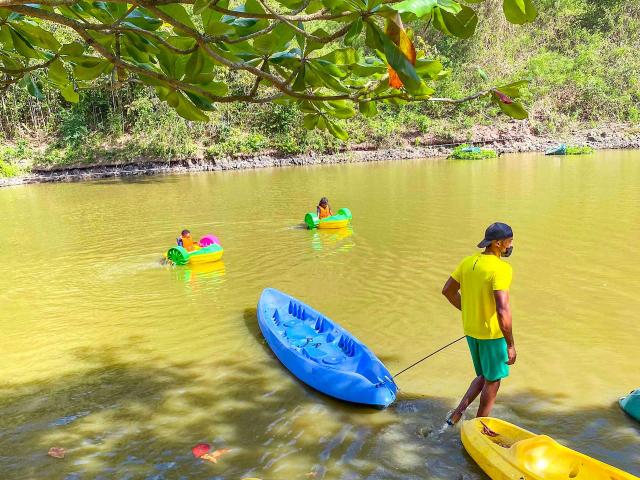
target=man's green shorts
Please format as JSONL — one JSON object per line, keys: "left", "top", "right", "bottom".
{"left": 466, "top": 336, "right": 509, "bottom": 382}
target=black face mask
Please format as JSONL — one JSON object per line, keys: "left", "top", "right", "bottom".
{"left": 501, "top": 246, "right": 513, "bottom": 257}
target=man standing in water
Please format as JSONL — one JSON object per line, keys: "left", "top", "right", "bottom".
{"left": 441, "top": 222, "right": 516, "bottom": 425}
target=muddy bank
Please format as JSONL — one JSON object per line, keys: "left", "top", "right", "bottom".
{"left": 2, "top": 123, "right": 639, "bottom": 187}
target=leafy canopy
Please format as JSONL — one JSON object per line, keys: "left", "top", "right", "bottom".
{"left": 0, "top": 0, "right": 536, "bottom": 139}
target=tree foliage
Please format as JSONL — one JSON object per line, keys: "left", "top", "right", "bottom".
{"left": 0, "top": 0, "right": 536, "bottom": 138}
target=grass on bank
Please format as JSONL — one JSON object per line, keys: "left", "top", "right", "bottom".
{"left": 565, "top": 145, "right": 595, "bottom": 155}
{"left": 448, "top": 144, "right": 498, "bottom": 160}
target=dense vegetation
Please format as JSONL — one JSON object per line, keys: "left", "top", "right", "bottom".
{"left": 1, "top": 0, "right": 639, "bottom": 176}
{"left": 448, "top": 144, "right": 496, "bottom": 159}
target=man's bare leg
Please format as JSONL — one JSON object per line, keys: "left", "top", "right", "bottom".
{"left": 448, "top": 375, "right": 485, "bottom": 424}
{"left": 477, "top": 379, "right": 500, "bottom": 418}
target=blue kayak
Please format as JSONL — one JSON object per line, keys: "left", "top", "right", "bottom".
{"left": 620, "top": 389, "right": 640, "bottom": 422}
{"left": 257, "top": 288, "right": 397, "bottom": 408}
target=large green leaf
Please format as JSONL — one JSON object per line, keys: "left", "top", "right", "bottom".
{"left": 47, "top": 58, "right": 68, "bottom": 84}
{"left": 325, "top": 119, "right": 348, "bottom": 140}
{"left": 122, "top": 35, "right": 152, "bottom": 65}
{"left": 318, "top": 48, "right": 359, "bottom": 65}
{"left": 307, "top": 61, "right": 350, "bottom": 92}
{"left": 12, "top": 22, "right": 60, "bottom": 51}
{"left": 59, "top": 42, "right": 84, "bottom": 57}
{"left": 0, "top": 51, "right": 23, "bottom": 70}
{"left": 87, "top": 2, "right": 116, "bottom": 24}
{"left": 433, "top": 4, "right": 477, "bottom": 38}
{"left": 157, "top": 4, "right": 196, "bottom": 31}
{"left": 364, "top": 21, "right": 383, "bottom": 51}
{"left": 73, "top": 58, "right": 112, "bottom": 80}
{"left": 193, "top": 0, "right": 214, "bottom": 14}
{"left": 305, "top": 28, "right": 331, "bottom": 54}
{"left": 291, "top": 65, "right": 306, "bottom": 91}
{"left": 122, "top": 8, "right": 163, "bottom": 31}
{"left": 369, "top": 21, "right": 424, "bottom": 94}
{"left": 173, "top": 91, "right": 209, "bottom": 121}
{"left": 60, "top": 83, "right": 79, "bottom": 102}
{"left": 253, "top": 23, "right": 296, "bottom": 55}
{"left": 185, "top": 91, "right": 216, "bottom": 110}
{"left": 270, "top": 48, "right": 302, "bottom": 69}
{"left": 221, "top": 2, "right": 269, "bottom": 33}
{"left": 303, "top": 113, "right": 320, "bottom": 130}
{"left": 390, "top": 0, "right": 436, "bottom": 18}
{"left": 503, "top": 0, "right": 537, "bottom": 24}
{"left": 23, "top": 74, "right": 44, "bottom": 99}
{"left": 273, "top": 0, "right": 307, "bottom": 9}
{"left": 497, "top": 80, "right": 529, "bottom": 99}
{"left": 325, "top": 99, "right": 357, "bottom": 118}
{"left": 358, "top": 100, "right": 378, "bottom": 117}
{"left": 205, "top": 20, "right": 236, "bottom": 36}
{"left": 0, "top": 25, "right": 13, "bottom": 49}
{"left": 202, "top": 1, "right": 235, "bottom": 35}
{"left": 414, "top": 58, "right": 442, "bottom": 79}
{"left": 185, "top": 49, "right": 205, "bottom": 79}
{"left": 9, "top": 27, "right": 40, "bottom": 59}
{"left": 156, "top": 39, "right": 195, "bottom": 78}
{"left": 436, "top": 0, "right": 462, "bottom": 14}
{"left": 497, "top": 99, "right": 528, "bottom": 119}
{"left": 199, "top": 80, "right": 229, "bottom": 96}
{"left": 311, "top": 59, "right": 348, "bottom": 78}
{"left": 344, "top": 18, "right": 363, "bottom": 46}
{"left": 86, "top": 31, "right": 114, "bottom": 50}
{"left": 350, "top": 58, "right": 386, "bottom": 76}
{"left": 321, "top": 0, "right": 357, "bottom": 12}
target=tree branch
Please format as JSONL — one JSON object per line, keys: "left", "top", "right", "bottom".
{"left": 257, "top": 0, "right": 354, "bottom": 44}
{"left": 0, "top": 54, "right": 59, "bottom": 75}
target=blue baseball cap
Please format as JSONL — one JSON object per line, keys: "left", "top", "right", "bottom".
{"left": 477, "top": 222, "right": 513, "bottom": 248}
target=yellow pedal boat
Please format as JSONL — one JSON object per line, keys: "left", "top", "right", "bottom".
{"left": 461, "top": 417, "right": 638, "bottom": 480}
{"left": 304, "top": 208, "right": 352, "bottom": 229}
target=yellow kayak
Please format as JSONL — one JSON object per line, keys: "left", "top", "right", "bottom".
{"left": 461, "top": 417, "right": 638, "bottom": 480}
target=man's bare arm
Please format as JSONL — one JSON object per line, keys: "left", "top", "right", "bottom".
{"left": 494, "top": 290, "right": 516, "bottom": 365}
{"left": 442, "top": 277, "right": 461, "bottom": 311}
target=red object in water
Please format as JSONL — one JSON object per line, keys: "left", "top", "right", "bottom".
{"left": 48, "top": 447, "right": 66, "bottom": 459}
{"left": 191, "top": 443, "right": 211, "bottom": 458}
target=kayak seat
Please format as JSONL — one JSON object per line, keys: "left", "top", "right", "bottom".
{"left": 302, "top": 346, "right": 327, "bottom": 362}
{"left": 511, "top": 435, "right": 584, "bottom": 478}
{"left": 283, "top": 319, "right": 301, "bottom": 328}
{"left": 304, "top": 342, "right": 346, "bottom": 365}
{"left": 286, "top": 324, "right": 317, "bottom": 340}
{"left": 322, "top": 355, "right": 346, "bottom": 366}
{"left": 291, "top": 338, "right": 310, "bottom": 348}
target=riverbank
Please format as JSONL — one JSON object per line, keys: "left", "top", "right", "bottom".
{"left": 2, "top": 122, "right": 639, "bottom": 187}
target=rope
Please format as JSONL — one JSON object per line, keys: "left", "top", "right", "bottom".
{"left": 393, "top": 336, "right": 466, "bottom": 378}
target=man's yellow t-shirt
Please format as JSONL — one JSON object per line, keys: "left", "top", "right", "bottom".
{"left": 451, "top": 253, "right": 512, "bottom": 340}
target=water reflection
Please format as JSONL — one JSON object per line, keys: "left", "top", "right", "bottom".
{"left": 311, "top": 227, "right": 356, "bottom": 253}
{"left": 167, "top": 260, "right": 226, "bottom": 286}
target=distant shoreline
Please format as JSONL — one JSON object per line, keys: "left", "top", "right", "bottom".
{"left": 2, "top": 124, "right": 639, "bottom": 188}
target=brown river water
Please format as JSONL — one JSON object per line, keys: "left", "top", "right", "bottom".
{"left": 1, "top": 151, "right": 639, "bottom": 479}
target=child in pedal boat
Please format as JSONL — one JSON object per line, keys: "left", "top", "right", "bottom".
{"left": 178, "top": 229, "right": 197, "bottom": 252}
{"left": 317, "top": 197, "right": 333, "bottom": 219}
